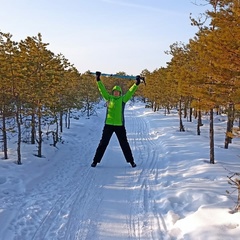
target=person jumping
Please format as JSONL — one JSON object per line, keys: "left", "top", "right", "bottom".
{"left": 91, "top": 71, "right": 141, "bottom": 168}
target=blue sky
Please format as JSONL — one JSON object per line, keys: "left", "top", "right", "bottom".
{"left": 1, "top": 0, "right": 208, "bottom": 75}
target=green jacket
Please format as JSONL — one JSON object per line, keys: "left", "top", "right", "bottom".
{"left": 97, "top": 81, "right": 138, "bottom": 126}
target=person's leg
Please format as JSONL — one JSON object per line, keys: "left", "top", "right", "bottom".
{"left": 115, "top": 126, "right": 136, "bottom": 167}
{"left": 92, "top": 125, "right": 114, "bottom": 166}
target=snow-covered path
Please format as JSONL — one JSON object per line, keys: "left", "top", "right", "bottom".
{"left": 1, "top": 104, "right": 168, "bottom": 240}
{"left": 1, "top": 103, "right": 240, "bottom": 240}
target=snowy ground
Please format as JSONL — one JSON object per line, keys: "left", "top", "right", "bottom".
{"left": 0, "top": 102, "right": 240, "bottom": 240}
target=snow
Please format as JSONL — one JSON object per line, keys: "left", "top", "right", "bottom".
{"left": 0, "top": 102, "right": 240, "bottom": 240}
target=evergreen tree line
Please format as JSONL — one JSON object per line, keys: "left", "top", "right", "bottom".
{"left": 141, "top": 0, "right": 239, "bottom": 163}
{"left": 0, "top": 33, "right": 100, "bottom": 164}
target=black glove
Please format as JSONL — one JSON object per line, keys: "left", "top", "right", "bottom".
{"left": 136, "top": 75, "right": 141, "bottom": 85}
{"left": 96, "top": 71, "right": 101, "bottom": 81}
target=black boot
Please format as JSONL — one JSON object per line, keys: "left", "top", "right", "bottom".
{"left": 91, "top": 162, "right": 97, "bottom": 167}
{"left": 130, "top": 162, "right": 136, "bottom": 168}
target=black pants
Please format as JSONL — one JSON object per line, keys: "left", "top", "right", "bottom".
{"left": 93, "top": 125, "right": 134, "bottom": 163}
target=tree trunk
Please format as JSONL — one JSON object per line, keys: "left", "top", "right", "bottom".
{"left": 16, "top": 102, "right": 22, "bottom": 165}
{"left": 67, "top": 109, "right": 71, "bottom": 129}
{"left": 224, "top": 119, "right": 231, "bottom": 149}
{"left": 37, "top": 106, "right": 42, "bottom": 157}
{"left": 2, "top": 109, "right": 8, "bottom": 159}
{"left": 52, "top": 115, "right": 59, "bottom": 147}
{"left": 179, "top": 97, "right": 185, "bottom": 132}
{"left": 197, "top": 110, "right": 202, "bottom": 136}
{"left": 210, "top": 108, "right": 215, "bottom": 164}
{"left": 189, "top": 107, "right": 192, "bottom": 122}
{"left": 153, "top": 102, "right": 157, "bottom": 112}
{"left": 65, "top": 109, "right": 71, "bottom": 129}
{"left": 87, "top": 101, "right": 90, "bottom": 118}
{"left": 224, "top": 104, "right": 234, "bottom": 149}
{"left": 31, "top": 112, "right": 36, "bottom": 144}
{"left": 60, "top": 111, "right": 63, "bottom": 133}
{"left": 184, "top": 104, "right": 187, "bottom": 119}
{"left": 167, "top": 105, "right": 170, "bottom": 114}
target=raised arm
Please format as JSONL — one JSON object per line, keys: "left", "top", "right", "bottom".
{"left": 122, "top": 75, "right": 141, "bottom": 103}
{"left": 96, "top": 71, "right": 110, "bottom": 101}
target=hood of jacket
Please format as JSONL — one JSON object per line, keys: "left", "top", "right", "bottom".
{"left": 112, "top": 85, "right": 122, "bottom": 94}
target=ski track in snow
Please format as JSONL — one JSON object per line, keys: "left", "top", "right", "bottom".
{"left": 126, "top": 107, "right": 168, "bottom": 240}
{"left": 3, "top": 105, "right": 171, "bottom": 240}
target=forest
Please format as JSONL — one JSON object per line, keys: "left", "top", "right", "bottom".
{"left": 0, "top": 0, "right": 239, "bottom": 164}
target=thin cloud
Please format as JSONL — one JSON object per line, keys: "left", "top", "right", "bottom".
{"left": 101, "top": 0, "right": 176, "bottom": 14}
